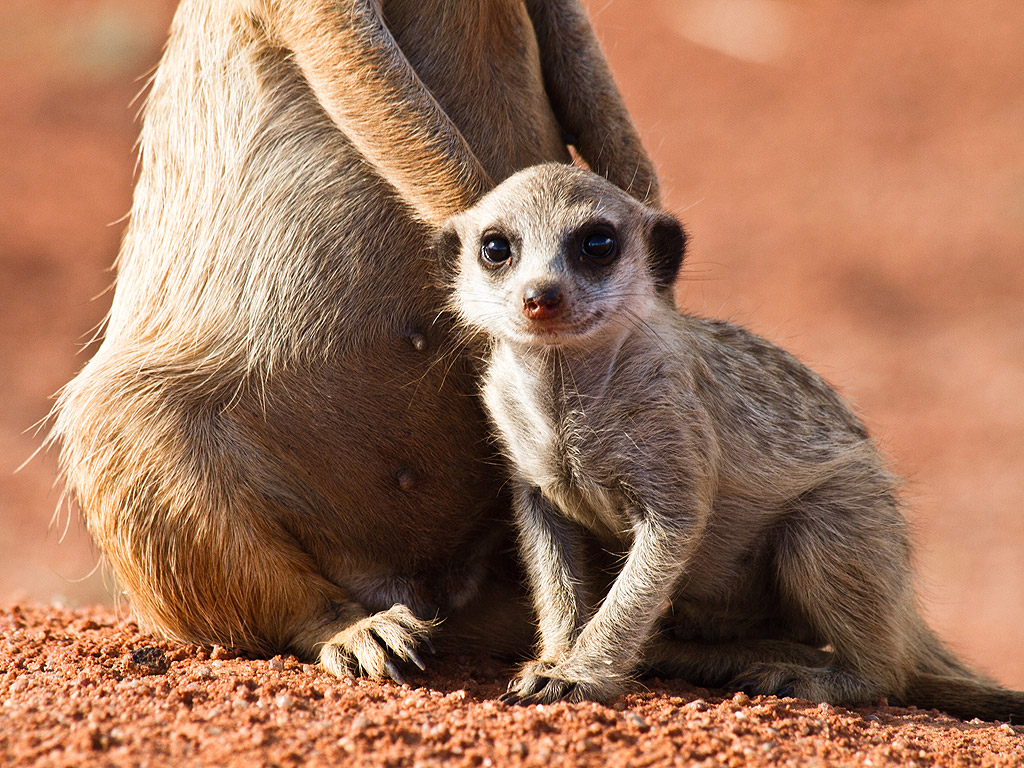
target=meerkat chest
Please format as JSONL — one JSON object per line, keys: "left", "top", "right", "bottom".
{"left": 483, "top": 354, "right": 635, "bottom": 541}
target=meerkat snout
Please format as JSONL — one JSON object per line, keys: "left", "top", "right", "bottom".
{"left": 522, "top": 283, "right": 565, "bottom": 321}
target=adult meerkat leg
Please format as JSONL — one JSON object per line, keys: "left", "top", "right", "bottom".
{"left": 248, "top": 0, "right": 491, "bottom": 225}
{"left": 296, "top": 604, "right": 434, "bottom": 683}
{"left": 54, "top": 355, "right": 437, "bottom": 680}
{"left": 525, "top": 0, "right": 661, "bottom": 206}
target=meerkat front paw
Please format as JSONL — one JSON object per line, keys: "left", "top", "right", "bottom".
{"left": 501, "top": 659, "right": 624, "bottom": 705}
{"left": 319, "top": 604, "right": 435, "bottom": 683}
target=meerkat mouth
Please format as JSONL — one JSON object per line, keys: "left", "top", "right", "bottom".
{"left": 514, "top": 312, "right": 607, "bottom": 346}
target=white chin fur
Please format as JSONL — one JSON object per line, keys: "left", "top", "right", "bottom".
{"left": 506, "top": 313, "right": 613, "bottom": 348}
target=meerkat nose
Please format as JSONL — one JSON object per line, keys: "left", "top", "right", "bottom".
{"left": 522, "top": 284, "right": 564, "bottom": 321}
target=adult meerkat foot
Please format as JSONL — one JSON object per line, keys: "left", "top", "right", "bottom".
{"left": 316, "top": 604, "right": 437, "bottom": 683}
{"left": 729, "top": 662, "right": 883, "bottom": 707}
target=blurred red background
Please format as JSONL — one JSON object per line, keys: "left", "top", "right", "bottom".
{"left": 2, "top": 0, "right": 1021, "bottom": 686}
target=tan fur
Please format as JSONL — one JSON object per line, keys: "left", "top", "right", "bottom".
{"left": 51, "top": 0, "right": 659, "bottom": 679}
{"left": 441, "top": 163, "right": 1024, "bottom": 721}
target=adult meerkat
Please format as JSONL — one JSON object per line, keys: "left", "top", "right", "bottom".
{"left": 440, "top": 162, "right": 1024, "bottom": 721}
{"left": 52, "top": 0, "right": 660, "bottom": 679}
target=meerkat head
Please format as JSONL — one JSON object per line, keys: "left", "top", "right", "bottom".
{"left": 436, "top": 163, "right": 686, "bottom": 349}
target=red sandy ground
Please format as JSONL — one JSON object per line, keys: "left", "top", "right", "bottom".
{"left": 3, "top": 604, "right": 1024, "bottom": 768}
{"left": 1, "top": 0, "right": 1023, "bottom": 764}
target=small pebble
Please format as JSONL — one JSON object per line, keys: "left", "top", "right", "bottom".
{"left": 626, "top": 712, "right": 647, "bottom": 729}
{"left": 127, "top": 647, "right": 169, "bottom": 676}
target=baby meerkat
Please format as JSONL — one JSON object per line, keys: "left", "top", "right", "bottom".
{"left": 438, "top": 163, "right": 1024, "bottom": 720}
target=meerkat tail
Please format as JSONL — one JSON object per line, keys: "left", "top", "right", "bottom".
{"left": 901, "top": 673, "right": 1024, "bottom": 723}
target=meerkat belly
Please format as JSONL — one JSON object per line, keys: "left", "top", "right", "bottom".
{"left": 124, "top": 85, "right": 505, "bottom": 582}
{"left": 509, "top": 423, "right": 628, "bottom": 544}
{"left": 545, "top": 478, "right": 629, "bottom": 546}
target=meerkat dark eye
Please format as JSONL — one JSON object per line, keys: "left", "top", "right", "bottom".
{"left": 480, "top": 235, "right": 512, "bottom": 269}
{"left": 580, "top": 231, "right": 617, "bottom": 266}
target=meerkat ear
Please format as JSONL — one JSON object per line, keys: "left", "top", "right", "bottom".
{"left": 430, "top": 221, "right": 464, "bottom": 283}
{"left": 432, "top": 221, "right": 462, "bottom": 261}
{"left": 647, "top": 213, "right": 687, "bottom": 294}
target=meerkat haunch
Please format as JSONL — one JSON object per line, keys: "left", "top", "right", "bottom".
{"left": 440, "top": 162, "right": 1024, "bottom": 721}
{"left": 51, "top": 0, "right": 660, "bottom": 679}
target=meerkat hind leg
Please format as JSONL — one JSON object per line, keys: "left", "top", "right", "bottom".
{"left": 729, "top": 485, "right": 916, "bottom": 707}
{"left": 727, "top": 661, "right": 887, "bottom": 706}
{"left": 644, "top": 636, "right": 834, "bottom": 691}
